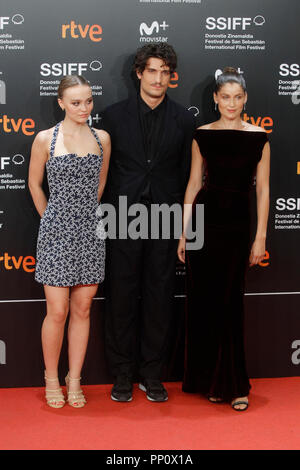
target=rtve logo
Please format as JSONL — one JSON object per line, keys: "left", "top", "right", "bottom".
{"left": 206, "top": 15, "right": 265, "bottom": 30}
{"left": 139, "top": 21, "right": 169, "bottom": 36}
{"left": 242, "top": 113, "right": 273, "bottom": 133}
{"left": 258, "top": 250, "right": 270, "bottom": 267}
{"left": 0, "top": 115, "right": 35, "bottom": 135}
{"left": 61, "top": 21, "right": 102, "bottom": 42}
{"left": 0, "top": 340, "right": 6, "bottom": 365}
{"left": 0, "top": 14, "right": 24, "bottom": 30}
{"left": 0, "top": 253, "right": 36, "bottom": 273}
{"left": 169, "top": 73, "right": 178, "bottom": 89}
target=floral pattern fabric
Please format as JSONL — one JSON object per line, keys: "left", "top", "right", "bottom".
{"left": 35, "top": 122, "right": 105, "bottom": 287}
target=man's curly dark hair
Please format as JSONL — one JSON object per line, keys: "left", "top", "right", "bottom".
{"left": 133, "top": 43, "right": 177, "bottom": 74}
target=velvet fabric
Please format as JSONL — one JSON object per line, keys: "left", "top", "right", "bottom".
{"left": 183, "top": 129, "right": 268, "bottom": 401}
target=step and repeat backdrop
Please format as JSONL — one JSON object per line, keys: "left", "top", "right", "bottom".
{"left": 0, "top": 0, "right": 299, "bottom": 387}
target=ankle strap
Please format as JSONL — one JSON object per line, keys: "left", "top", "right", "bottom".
{"left": 67, "top": 373, "right": 81, "bottom": 381}
{"left": 45, "top": 372, "right": 59, "bottom": 381}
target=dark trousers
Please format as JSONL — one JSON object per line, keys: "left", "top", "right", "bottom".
{"left": 105, "top": 236, "right": 178, "bottom": 380}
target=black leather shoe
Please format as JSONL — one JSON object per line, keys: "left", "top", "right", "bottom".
{"left": 111, "top": 375, "right": 133, "bottom": 402}
{"left": 139, "top": 379, "right": 168, "bottom": 402}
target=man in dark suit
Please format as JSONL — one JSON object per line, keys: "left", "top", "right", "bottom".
{"left": 101, "top": 43, "right": 195, "bottom": 402}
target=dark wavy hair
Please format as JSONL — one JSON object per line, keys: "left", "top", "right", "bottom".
{"left": 215, "top": 67, "right": 247, "bottom": 93}
{"left": 133, "top": 43, "right": 177, "bottom": 74}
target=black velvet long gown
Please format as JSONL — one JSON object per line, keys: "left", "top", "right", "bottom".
{"left": 183, "top": 129, "right": 268, "bottom": 401}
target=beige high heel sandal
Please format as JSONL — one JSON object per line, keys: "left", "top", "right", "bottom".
{"left": 65, "top": 373, "right": 87, "bottom": 408}
{"left": 44, "top": 372, "right": 65, "bottom": 409}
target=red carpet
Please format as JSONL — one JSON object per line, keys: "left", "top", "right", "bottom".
{"left": 0, "top": 378, "right": 299, "bottom": 450}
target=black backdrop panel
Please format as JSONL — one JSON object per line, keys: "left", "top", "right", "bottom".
{"left": 0, "top": 0, "right": 299, "bottom": 387}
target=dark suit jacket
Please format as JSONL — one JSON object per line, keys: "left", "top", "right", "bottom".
{"left": 101, "top": 93, "right": 195, "bottom": 208}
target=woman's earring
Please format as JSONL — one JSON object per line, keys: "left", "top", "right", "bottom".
{"left": 243, "top": 103, "right": 246, "bottom": 111}
{"left": 215, "top": 102, "right": 218, "bottom": 111}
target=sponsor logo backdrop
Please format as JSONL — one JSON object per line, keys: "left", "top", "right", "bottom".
{"left": 0, "top": 0, "right": 299, "bottom": 387}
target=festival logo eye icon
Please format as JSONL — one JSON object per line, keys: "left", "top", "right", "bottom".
{"left": 11, "top": 14, "right": 25, "bottom": 25}
{"left": 90, "top": 61, "right": 102, "bottom": 71}
{"left": 12, "top": 154, "right": 25, "bottom": 165}
{"left": 253, "top": 15, "right": 265, "bottom": 26}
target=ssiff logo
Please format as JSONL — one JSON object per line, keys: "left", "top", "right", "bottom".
{"left": 0, "top": 154, "right": 25, "bottom": 170}
{"left": 206, "top": 16, "right": 265, "bottom": 30}
{"left": 0, "top": 14, "right": 24, "bottom": 29}
{"left": 0, "top": 340, "right": 6, "bottom": 365}
{"left": 62, "top": 21, "right": 102, "bottom": 42}
{"left": 40, "top": 60, "right": 102, "bottom": 77}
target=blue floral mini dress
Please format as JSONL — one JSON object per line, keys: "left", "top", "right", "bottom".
{"left": 35, "top": 121, "right": 105, "bottom": 287}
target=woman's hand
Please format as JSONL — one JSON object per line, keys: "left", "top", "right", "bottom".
{"left": 177, "top": 236, "right": 186, "bottom": 264}
{"left": 249, "top": 238, "right": 266, "bottom": 267}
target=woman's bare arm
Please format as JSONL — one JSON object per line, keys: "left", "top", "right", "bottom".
{"left": 28, "top": 131, "right": 50, "bottom": 217}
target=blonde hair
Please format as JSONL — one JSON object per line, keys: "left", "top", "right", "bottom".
{"left": 57, "top": 75, "right": 90, "bottom": 99}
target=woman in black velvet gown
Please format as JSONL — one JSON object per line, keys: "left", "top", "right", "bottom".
{"left": 178, "top": 68, "right": 270, "bottom": 411}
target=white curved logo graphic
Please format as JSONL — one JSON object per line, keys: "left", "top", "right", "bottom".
{"left": 188, "top": 106, "right": 200, "bottom": 117}
{"left": 12, "top": 154, "right": 25, "bottom": 165}
{"left": 140, "top": 21, "right": 159, "bottom": 36}
{"left": 11, "top": 14, "right": 24, "bottom": 25}
{"left": 215, "top": 69, "right": 223, "bottom": 80}
{"left": 90, "top": 60, "right": 102, "bottom": 71}
{"left": 253, "top": 15, "right": 265, "bottom": 26}
{"left": 292, "top": 80, "right": 300, "bottom": 105}
{"left": 215, "top": 67, "right": 244, "bottom": 80}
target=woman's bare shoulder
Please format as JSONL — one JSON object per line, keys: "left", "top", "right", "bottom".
{"left": 196, "top": 122, "right": 215, "bottom": 130}
{"left": 32, "top": 127, "right": 54, "bottom": 149}
{"left": 242, "top": 123, "right": 266, "bottom": 132}
{"left": 93, "top": 128, "right": 110, "bottom": 144}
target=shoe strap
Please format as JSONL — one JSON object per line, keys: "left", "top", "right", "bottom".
{"left": 232, "top": 401, "right": 248, "bottom": 407}
{"left": 44, "top": 375, "right": 59, "bottom": 382}
{"left": 66, "top": 373, "right": 82, "bottom": 382}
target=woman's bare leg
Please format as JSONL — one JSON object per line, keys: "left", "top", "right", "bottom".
{"left": 42, "top": 285, "right": 69, "bottom": 403}
{"left": 67, "top": 284, "right": 98, "bottom": 391}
